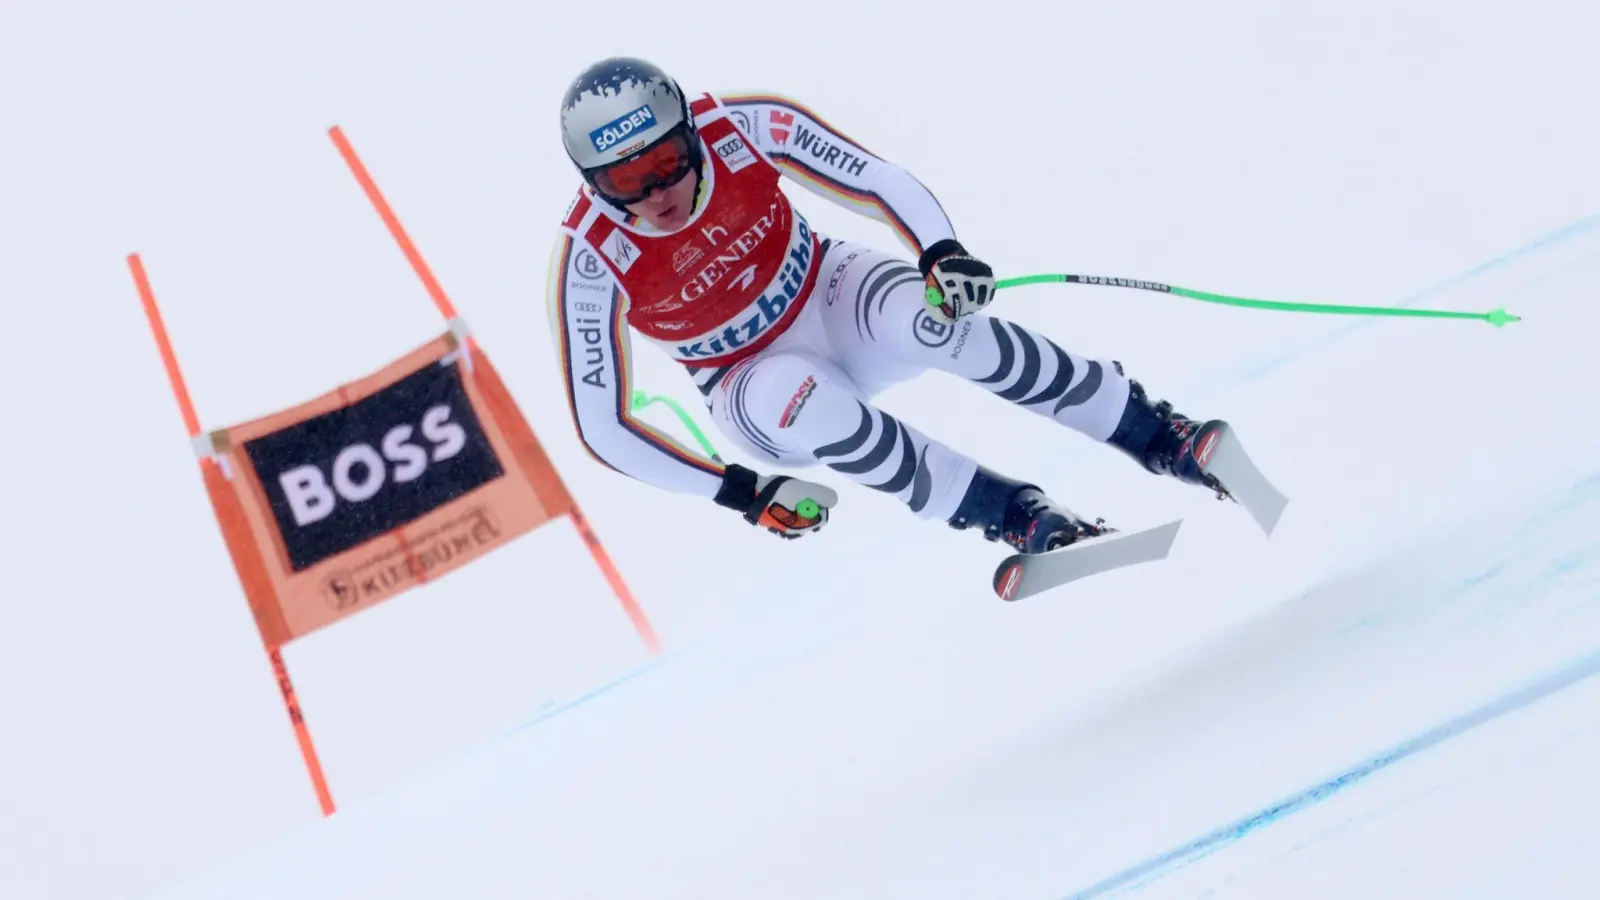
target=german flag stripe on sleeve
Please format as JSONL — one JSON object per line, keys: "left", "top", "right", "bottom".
{"left": 551, "top": 233, "right": 621, "bottom": 475}
{"left": 719, "top": 92, "right": 957, "bottom": 256}
{"left": 719, "top": 92, "right": 880, "bottom": 156}
{"left": 605, "top": 289, "right": 725, "bottom": 477}
{"left": 550, "top": 232, "right": 725, "bottom": 494}
{"left": 777, "top": 160, "right": 922, "bottom": 251}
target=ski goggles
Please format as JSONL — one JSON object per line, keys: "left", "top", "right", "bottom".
{"left": 588, "top": 126, "right": 697, "bottom": 205}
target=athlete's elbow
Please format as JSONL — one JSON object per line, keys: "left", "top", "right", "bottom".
{"left": 574, "top": 431, "right": 624, "bottom": 475}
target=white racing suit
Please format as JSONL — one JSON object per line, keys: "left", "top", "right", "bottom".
{"left": 546, "top": 92, "right": 1132, "bottom": 525}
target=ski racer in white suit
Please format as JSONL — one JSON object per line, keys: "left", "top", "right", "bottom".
{"left": 547, "top": 57, "right": 1231, "bottom": 554}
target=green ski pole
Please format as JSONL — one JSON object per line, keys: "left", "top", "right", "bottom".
{"left": 928, "top": 273, "right": 1521, "bottom": 327}
{"left": 631, "top": 390, "right": 722, "bottom": 461}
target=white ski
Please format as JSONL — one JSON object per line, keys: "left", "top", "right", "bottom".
{"left": 992, "top": 520, "right": 1184, "bottom": 601}
{"left": 1193, "top": 423, "right": 1289, "bottom": 536}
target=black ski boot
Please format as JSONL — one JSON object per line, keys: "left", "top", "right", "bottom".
{"left": 1106, "top": 379, "right": 1230, "bottom": 497}
{"left": 947, "top": 466, "right": 1109, "bottom": 554}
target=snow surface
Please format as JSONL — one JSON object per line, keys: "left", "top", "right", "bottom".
{"left": 4, "top": 2, "right": 1600, "bottom": 899}
{"left": 152, "top": 227, "right": 1600, "bottom": 900}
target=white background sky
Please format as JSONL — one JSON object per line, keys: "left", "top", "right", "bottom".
{"left": 3, "top": 1, "right": 1599, "bottom": 898}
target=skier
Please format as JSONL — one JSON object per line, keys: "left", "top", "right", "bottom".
{"left": 546, "top": 57, "right": 1231, "bottom": 556}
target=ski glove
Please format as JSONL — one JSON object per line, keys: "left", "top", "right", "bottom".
{"left": 919, "top": 238, "right": 996, "bottom": 324}
{"left": 713, "top": 463, "right": 837, "bottom": 540}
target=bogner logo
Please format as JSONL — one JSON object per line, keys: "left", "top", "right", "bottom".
{"left": 589, "top": 104, "right": 655, "bottom": 154}
{"left": 575, "top": 248, "right": 607, "bottom": 279}
{"left": 912, "top": 308, "right": 954, "bottom": 348}
{"left": 243, "top": 362, "right": 504, "bottom": 572}
{"left": 678, "top": 201, "right": 782, "bottom": 303}
{"left": 675, "top": 213, "right": 813, "bottom": 360}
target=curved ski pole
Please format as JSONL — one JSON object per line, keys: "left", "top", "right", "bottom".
{"left": 626, "top": 393, "right": 819, "bottom": 518}
{"left": 631, "top": 390, "right": 723, "bottom": 462}
{"left": 973, "top": 273, "right": 1521, "bottom": 327}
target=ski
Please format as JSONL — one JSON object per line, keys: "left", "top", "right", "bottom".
{"left": 992, "top": 519, "right": 1184, "bottom": 601}
{"left": 1193, "top": 423, "right": 1289, "bottom": 536}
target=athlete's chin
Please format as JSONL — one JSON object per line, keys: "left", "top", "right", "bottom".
{"left": 651, "top": 205, "right": 690, "bottom": 230}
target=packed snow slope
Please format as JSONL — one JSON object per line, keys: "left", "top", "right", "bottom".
{"left": 157, "top": 214, "right": 1600, "bottom": 899}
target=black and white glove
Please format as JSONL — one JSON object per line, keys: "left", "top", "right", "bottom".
{"left": 713, "top": 463, "right": 837, "bottom": 540}
{"left": 919, "top": 238, "right": 996, "bottom": 324}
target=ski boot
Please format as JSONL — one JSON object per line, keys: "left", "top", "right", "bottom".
{"left": 947, "top": 466, "right": 1110, "bottom": 554}
{"left": 1106, "top": 379, "right": 1231, "bottom": 500}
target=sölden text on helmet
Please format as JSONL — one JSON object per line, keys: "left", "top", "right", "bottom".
{"left": 559, "top": 57, "right": 690, "bottom": 173}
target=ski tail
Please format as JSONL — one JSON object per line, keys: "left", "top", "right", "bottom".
{"left": 1195, "top": 423, "right": 1288, "bottom": 536}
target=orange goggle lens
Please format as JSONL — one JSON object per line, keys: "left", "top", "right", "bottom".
{"left": 592, "top": 132, "right": 694, "bottom": 203}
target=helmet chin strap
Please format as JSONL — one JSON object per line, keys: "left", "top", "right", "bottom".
{"left": 688, "top": 158, "right": 708, "bottom": 214}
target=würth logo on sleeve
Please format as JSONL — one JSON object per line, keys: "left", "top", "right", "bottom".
{"left": 792, "top": 124, "right": 868, "bottom": 177}
{"left": 243, "top": 361, "right": 504, "bottom": 572}
{"left": 768, "top": 110, "right": 794, "bottom": 145}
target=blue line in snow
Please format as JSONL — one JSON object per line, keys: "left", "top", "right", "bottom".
{"left": 1234, "top": 210, "right": 1600, "bottom": 381}
{"left": 1062, "top": 645, "right": 1600, "bottom": 899}
{"left": 493, "top": 655, "right": 673, "bottom": 740}
{"left": 1405, "top": 210, "right": 1600, "bottom": 298}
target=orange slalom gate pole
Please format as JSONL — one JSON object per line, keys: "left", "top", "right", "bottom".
{"left": 267, "top": 645, "right": 336, "bottom": 816}
{"left": 127, "top": 253, "right": 338, "bottom": 817}
{"left": 129, "top": 254, "right": 202, "bottom": 437}
{"left": 327, "top": 125, "right": 660, "bottom": 654}
{"left": 327, "top": 126, "right": 460, "bottom": 321}
{"left": 569, "top": 506, "right": 661, "bottom": 654}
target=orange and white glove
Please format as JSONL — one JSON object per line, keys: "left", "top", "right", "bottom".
{"left": 919, "top": 238, "right": 996, "bottom": 324}
{"left": 713, "top": 464, "right": 838, "bottom": 540}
